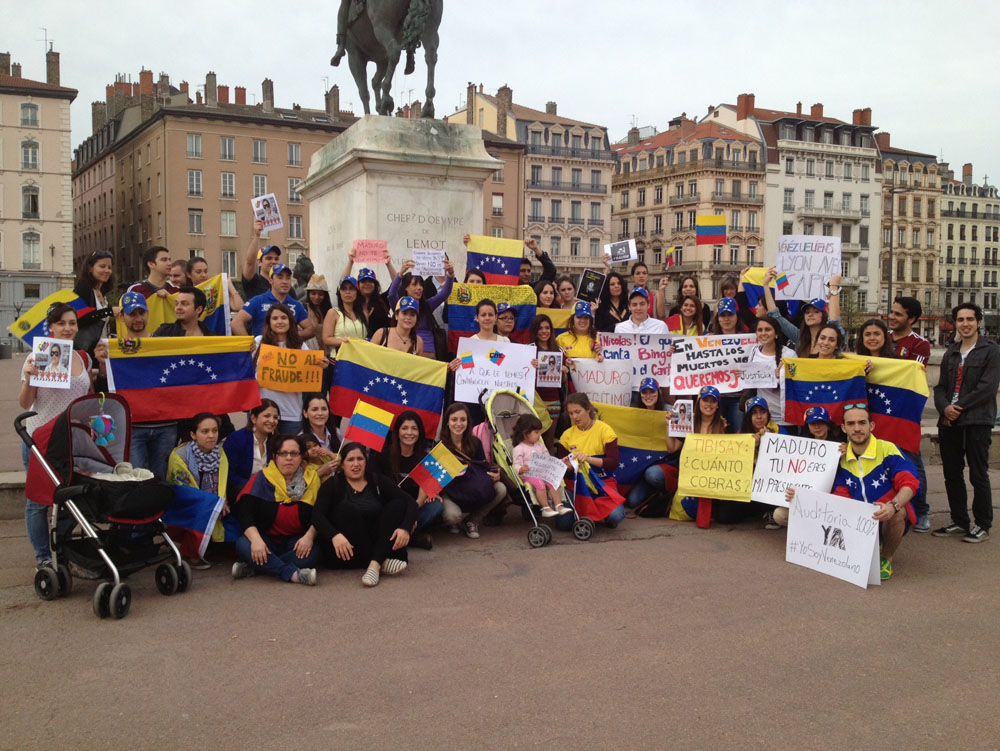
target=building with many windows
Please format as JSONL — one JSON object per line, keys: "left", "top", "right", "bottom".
{"left": 0, "top": 49, "right": 77, "bottom": 335}
{"left": 611, "top": 114, "right": 765, "bottom": 299}
{"left": 938, "top": 162, "right": 1000, "bottom": 335}
{"left": 874, "top": 132, "right": 942, "bottom": 340}
{"left": 446, "top": 84, "right": 614, "bottom": 277}
{"left": 710, "top": 94, "right": 882, "bottom": 318}
{"left": 73, "top": 70, "right": 353, "bottom": 287}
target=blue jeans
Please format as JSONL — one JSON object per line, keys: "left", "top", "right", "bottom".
{"left": 130, "top": 424, "right": 177, "bottom": 479}
{"left": 416, "top": 499, "right": 443, "bottom": 532}
{"left": 627, "top": 464, "right": 667, "bottom": 508}
{"left": 234, "top": 533, "right": 319, "bottom": 582}
{"left": 277, "top": 419, "right": 302, "bottom": 436}
{"left": 555, "top": 502, "right": 626, "bottom": 530}
{"left": 23, "top": 444, "right": 73, "bottom": 563}
{"left": 902, "top": 448, "right": 929, "bottom": 517}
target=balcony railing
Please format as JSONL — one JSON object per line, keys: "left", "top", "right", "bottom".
{"left": 841, "top": 242, "right": 861, "bottom": 254}
{"left": 797, "top": 205, "right": 863, "bottom": 221}
{"left": 711, "top": 192, "right": 763, "bottom": 204}
{"left": 568, "top": 217, "right": 584, "bottom": 225}
{"left": 669, "top": 193, "right": 700, "bottom": 206}
{"left": 527, "top": 143, "right": 617, "bottom": 161}
{"left": 525, "top": 179, "right": 607, "bottom": 194}
{"left": 634, "top": 230, "right": 647, "bottom": 237}
{"left": 944, "top": 281, "right": 980, "bottom": 289}
{"left": 615, "top": 158, "right": 765, "bottom": 183}
{"left": 528, "top": 214, "right": 544, "bottom": 223}
{"left": 491, "top": 208, "right": 503, "bottom": 217}
{"left": 548, "top": 216, "right": 564, "bottom": 224}
{"left": 588, "top": 218, "right": 604, "bottom": 227}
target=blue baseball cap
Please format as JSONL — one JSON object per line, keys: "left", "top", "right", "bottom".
{"left": 396, "top": 296, "right": 419, "bottom": 314}
{"left": 497, "top": 302, "right": 515, "bottom": 316}
{"left": 358, "top": 268, "right": 377, "bottom": 282}
{"left": 573, "top": 301, "right": 593, "bottom": 318}
{"left": 629, "top": 287, "right": 650, "bottom": 300}
{"left": 340, "top": 275, "right": 358, "bottom": 289}
{"left": 804, "top": 406, "right": 832, "bottom": 424}
{"left": 698, "top": 385, "right": 721, "bottom": 401}
{"left": 806, "top": 298, "right": 828, "bottom": 313}
{"left": 639, "top": 377, "right": 659, "bottom": 392}
{"left": 258, "top": 245, "right": 281, "bottom": 260}
{"left": 717, "top": 297, "right": 737, "bottom": 315}
{"left": 745, "top": 395, "right": 769, "bottom": 413}
{"left": 271, "top": 263, "right": 291, "bottom": 277}
{"left": 120, "top": 291, "right": 148, "bottom": 314}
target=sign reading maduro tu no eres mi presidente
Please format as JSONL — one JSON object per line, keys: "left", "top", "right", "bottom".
{"left": 256, "top": 344, "right": 324, "bottom": 393}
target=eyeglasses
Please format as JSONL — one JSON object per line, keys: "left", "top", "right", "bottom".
{"left": 275, "top": 450, "right": 301, "bottom": 458}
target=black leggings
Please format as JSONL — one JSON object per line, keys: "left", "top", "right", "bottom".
{"left": 318, "top": 495, "right": 409, "bottom": 569}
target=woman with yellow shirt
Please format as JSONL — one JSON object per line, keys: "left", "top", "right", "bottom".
{"left": 556, "top": 301, "right": 603, "bottom": 362}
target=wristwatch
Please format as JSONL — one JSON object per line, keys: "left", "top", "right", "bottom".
{"left": 890, "top": 500, "right": 901, "bottom": 513}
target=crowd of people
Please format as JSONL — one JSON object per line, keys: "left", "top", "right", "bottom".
{"left": 17, "top": 223, "right": 999, "bottom": 590}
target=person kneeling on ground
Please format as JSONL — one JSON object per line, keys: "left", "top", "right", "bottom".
{"left": 312, "top": 442, "right": 417, "bottom": 587}
{"left": 231, "top": 435, "right": 321, "bottom": 585}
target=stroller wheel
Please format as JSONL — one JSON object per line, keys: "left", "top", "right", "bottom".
{"left": 155, "top": 563, "right": 179, "bottom": 596}
{"left": 527, "top": 526, "right": 548, "bottom": 548}
{"left": 541, "top": 525, "right": 553, "bottom": 545}
{"left": 175, "top": 561, "right": 193, "bottom": 593}
{"left": 572, "top": 518, "right": 595, "bottom": 542}
{"left": 56, "top": 564, "right": 73, "bottom": 597}
{"left": 109, "top": 583, "right": 131, "bottom": 619}
{"left": 93, "top": 582, "right": 112, "bottom": 618}
{"left": 33, "top": 567, "right": 59, "bottom": 601}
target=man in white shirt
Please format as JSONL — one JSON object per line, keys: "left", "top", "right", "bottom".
{"left": 615, "top": 288, "right": 668, "bottom": 334}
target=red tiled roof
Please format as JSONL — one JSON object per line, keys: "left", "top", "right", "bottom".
{"left": 0, "top": 73, "right": 77, "bottom": 99}
{"left": 479, "top": 92, "right": 603, "bottom": 130}
{"left": 612, "top": 120, "right": 757, "bottom": 155}
{"left": 722, "top": 103, "right": 849, "bottom": 126}
{"left": 880, "top": 146, "right": 936, "bottom": 159}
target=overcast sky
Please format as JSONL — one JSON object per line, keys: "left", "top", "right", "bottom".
{"left": 10, "top": 0, "right": 1000, "bottom": 181}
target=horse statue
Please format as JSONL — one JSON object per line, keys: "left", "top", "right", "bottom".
{"left": 330, "top": 0, "right": 443, "bottom": 119}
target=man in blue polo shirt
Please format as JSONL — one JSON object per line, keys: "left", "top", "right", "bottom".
{"left": 231, "top": 264, "right": 313, "bottom": 338}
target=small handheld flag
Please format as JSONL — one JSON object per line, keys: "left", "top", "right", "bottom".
{"left": 664, "top": 247, "right": 676, "bottom": 269}
{"left": 459, "top": 352, "right": 475, "bottom": 369}
{"left": 776, "top": 272, "right": 790, "bottom": 291}
{"left": 343, "top": 400, "right": 395, "bottom": 452}
{"left": 408, "top": 442, "right": 466, "bottom": 498}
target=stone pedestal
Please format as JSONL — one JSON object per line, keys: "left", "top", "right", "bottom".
{"left": 297, "top": 115, "right": 502, "bottom": 287}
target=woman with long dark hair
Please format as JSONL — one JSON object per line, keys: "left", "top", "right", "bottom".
{"left": 73, "top": 249, "right": 115, "bottom": 357}
{"left": 555, "top": 275, "right": 577, "bottom": 309}
{"left": 595, "top": 272, "right": 629, "bottom": 332}
{"left": 534, "top": 279, "right": 559, "bottom": 310}
{"left": 656, "top": 273, "right": 712, "bottom": 326}
{"left": 530, "top": 314, "right": 566, "bottom": 449}
{"left": 388, "top": 258, "right": 455, "bottom": 359}
{"left": 322, "top": 276, "right": 367, "bottom": 358}
{"left": 747, "top": 316, "right": 795, "bottom": 426}
{"left": 223, "top": 398, "right": 280, "bottom": 505}
{"left": 665, "top": 295, "right": 705, "bottom": 336}
{"left": 762, "top": 268, "right": 846, "bottom": 356}
{"left": 855, "top": 318, "right": 898, "bottom": 359}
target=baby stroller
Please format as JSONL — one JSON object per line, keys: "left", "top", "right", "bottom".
{"left": 481, "top": 389, "right": 596, "bottom": 547}
{"left": 16, "top": 393, "right": 184, "bottom": 620}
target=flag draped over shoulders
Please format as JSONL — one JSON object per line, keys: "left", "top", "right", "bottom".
{"left": 843, "top": 353, "right": 928, "bottom": 454}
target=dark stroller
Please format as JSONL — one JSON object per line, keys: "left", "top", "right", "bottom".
{"left": 16, "top": 393, "right": 186, "bottom": 619}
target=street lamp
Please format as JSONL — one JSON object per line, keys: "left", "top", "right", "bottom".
{"left": 885, "top": 182, "right": 914, "bottom": 317}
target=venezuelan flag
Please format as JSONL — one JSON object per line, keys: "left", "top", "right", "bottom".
{"left": 832, "top": 438, "right": 920, "bottom": 524}
{"left": 118, "top": 273, "right": 231, "bottom": 337}
{"left": 106, "top": 336, "right": 259, "bottom": 422}
{"left": 409, "top": 442, "right": 466, "bottom": 498}
{"left": 570, "top": 462, "right": 625, "bottom": 521}
{"left": 8, "top": 289, "right": 94, "bottom": 344}
{"left": 664, "top": 246, "right": 676, "bottom": 268}
{"left": 163, "top": 485, "right": 225, "bottom": 559}
{"left": 446, "top": 283, "right": 537, "bottom": 352}
{"left": 540, "top": 307, "right": 574, "bottom": 338}
{"left": 776, "top": 271, "right": 790, "bottom": 291}
{"left": 783, "top": 358, "right": 867, "bottom": 426}
{"left": 459, "top": 352, "right": 475, "bottom": 369}
{"left": 594, "top": 402, "right": 674, "bottom": 493}
{"left": 695, "top": 214, "right": 727, "bottom": 246}
{"left": 331, "top": 339, "right": 447, "bottom": 437}
{"left": 466, "top": 235, "right": 524, "bottom": 285}
{"left": 343, "top": 400, "right": 395, "bottom": 452}
{"left": 843, "top": 353, "right": 928, "bottom": 454}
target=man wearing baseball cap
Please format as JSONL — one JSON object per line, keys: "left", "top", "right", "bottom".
{"left": 119, "top": 291, "right": 149, "bottom": 338}
{"left": 241, "top": 219, "right": 282, "bottom": 299}
{"left": 232, "top": 263, "right": 313, "bottom": 338}
{"left": 615, "top": 287, "right": 668, "bottom": 334}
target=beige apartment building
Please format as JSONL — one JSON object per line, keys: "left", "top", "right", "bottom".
{"left": 874, "top": 132, "right": 942, "bottom": 340}
{"left": 938, "top": 162, "right": 1000, "bottom": 335}
{"left": 74, "top": 71, "right": 353, "bottom": 287}
{"left": 447, "top": 84, "right": 614, "bottom": 277}
{"left": 0, "top": 49, "right": 77, "bottom": 334}
{"left": 611, "top": 115, "right": 765, "bottom": 299}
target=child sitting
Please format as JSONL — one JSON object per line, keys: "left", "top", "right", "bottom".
{"left": 512, "top": 414, "right": 570, "bottom": 517}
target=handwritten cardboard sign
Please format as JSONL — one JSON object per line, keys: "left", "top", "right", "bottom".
{"left": 599, "top": 332, "right": 672, "bottom": 390}
{"left": 751, "top": 434, "right": 840, "bottom": 508}
{"left": 353, "top": 239, "right": 389, "bottom": 265}
{"left": 670, "top": 334, "right": 757, "bottom": 395}
{"left": 785, "top": 488, "right": 880, "bottom": 589}
{"left": 256, "top": 344, "right": 324, "bottom": 392}
{"left": 740, "top": 360, "right": 779, "bottom": 389}
{"left": 412, "top": 249, "right": 445, "bottom": 277}
{"left": 526, "top": 451, "right": 568, "bottom": 489}
{"left": 454, "top": 337, "right": 536, "bottom": 403}
{"left": 775, "top": 235, "right": 841, "bottom": 301}
{"left": 569, "top": 358, "right": 633, "bottom": 407}
{"left": 676, "top": 433, "right": 755, "bottom": 502}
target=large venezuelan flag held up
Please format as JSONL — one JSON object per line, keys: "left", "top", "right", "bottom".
{"left": 843, "top": 353, "right": 928, "bottom": 454}
{"left": 783, "top": 358, "right": 867, "bottom": 425}
{"left": 116, "top": 274, "right": 232, "bottom": 337}
{"left": 409, "top": 442, "right": 465, "bottom": 498}
{"left": 465, "top": 234, "right": 525, "bottom": 285}
{"left": 331, "top": 339, "right": 447, "bottom": 437}
{"left": 343, "top": 401, "right": 395, "bottom": 452}
{"left": 8, "top": 290, "right": 95, "bottom": 344}
{"left": 446, "top": 283, "right": 536, "bottom": 351}
{"left": 695, "top": 215, "right": 727, "bottom": 245}
{"left": 106, "top": 336, "right": 259, "bottom": 421}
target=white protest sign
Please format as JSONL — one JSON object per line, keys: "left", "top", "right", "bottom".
{"left": 604, "top": 239, "right": 637, "bottom": 265}
{"left": 569, "top": 358, "right": 633, "bottom": 406}
{"left": 599, "top": 332, "right": 672, "bottom": 390}
{"left": 785, "top": 488, "right": 880, "bottom": 589}
{"left": 668, "top": 399, "right": 693, "bottom": 437}
{"left": 526, "top": 452, "right": 567, "bottom": 489}
{"left": 670, "top": 334, "right": 757, "bottom": 395}
{"left": 775, "top": 235, "right": 841, "bottom": 301}
{"left": 412, "top": 249, "right": 445, "bottom": 277}
{"left": 454, "top": 337, "right": 536, "bottom": 403}
{"left": 751, "top": 434, "right": 840, "bottom": 508}
{"left": 30, "top": 337, "right": 74, "bottom": 389}
{"left": 251, "top": 193, "right": 283, "bottom": 232}
{"left": 740, "top": 360, "right": 778, "bottom": 389}
{"left": 536, "top": 351, "right": 563, "bottom": 388}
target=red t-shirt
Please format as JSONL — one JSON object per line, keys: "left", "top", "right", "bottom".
{"left": 268, "top": 503, "right": 303, "bottom": 538}
{"left": 893, "top": 332, "right": 931, "bottom": 364}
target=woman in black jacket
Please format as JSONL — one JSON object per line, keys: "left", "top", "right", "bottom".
{"left": 313, "top": 442, "right": 418, "bottom": 587}
{"left": 73, "top": 249, "right": 116, "bottom": 359}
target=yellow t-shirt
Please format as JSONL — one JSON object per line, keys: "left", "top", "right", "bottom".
{"left": 559, "top": 419, "right": 617, "bottom": 458}
{"left": 557, "top": 331, "right": 599, "bottom": 359}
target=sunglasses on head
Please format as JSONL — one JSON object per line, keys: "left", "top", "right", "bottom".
{"left": 842, "top": 402, "right": 869, "bottom": 412}
{"left": 89, "top": 250, "right": 113, "bottom": 260}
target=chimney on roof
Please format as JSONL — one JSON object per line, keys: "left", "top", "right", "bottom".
{"left": 546, "top": 101, "right": 557, "bottom": 116}
{"left": 810, "top": 102, "right": 823, "bottom": 119}
{"left": 196, "top": 91, "right": 203, "bottom": 105}
{"left": 12, "top": 62, "right": 22, "bottom": 78}
{"left": 131, "top": 82, "right": 139, "bottom": 96}
{"left": 235, "top": 85, "right": 247, "bottom": 105}
{"left": 92, "top": 101, "right": 107, "bottom": 133}
{"left": 262, "top": 78, "right": 274, "bottom": 113}
{"left": 859, "top": 107, "right": 872, "bottom": 126}
{"left": 736, "top": 93, "right": 755, "bottom": 121}
{"left": 205, "top": 72, "right": 217, "bottom": 107}
{"left": 218, "top": 85, "right": 229, "bottom": 104}
{"left": 466, "top": 82, "right": 475, "bottom": 124}
{"left": 410, "top": 99, "right": 421, "bottom": 119}
{"left": 963, "top": 163, "right": 973, "bottom": 186}
{"left": 46, "top": 48, "right": 60, "bottom": 86}
{"left": 707, "top": 104, "right": 714, "bottom": 114}
{"left": 180, "top": 80, "right": 189, "bottom": 102}
{"left": 325, "top": 84, "right": 340, "bottom": 118}
{"left": 796, "top": 101, "right": 802, "bottom": 115}
{"left": 852, "top": 108, "right": 863, "bottom": 125}
{"left": 496, "top": 85, "right": 512, "bottom": 138}
{"left": 874, "top": 132, "right": 890, "bottom": 151}
{"left": 478, "top": 83, "right": 483, "bottom": 94}
{"left": 0, "top": 52, "right": 9, "bottom": 76}
{"left": 139, "top": 69, "right": 154, "bottom": 95}
{"left": 627, "top": 127, "right": 640, "bottom": 147}
{"left": 157, "top": 72, "right": 169, "bottom": 94}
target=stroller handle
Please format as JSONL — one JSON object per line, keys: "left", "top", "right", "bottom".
{"left": 14, "top": 412, "right": 37, "bottom": 447}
